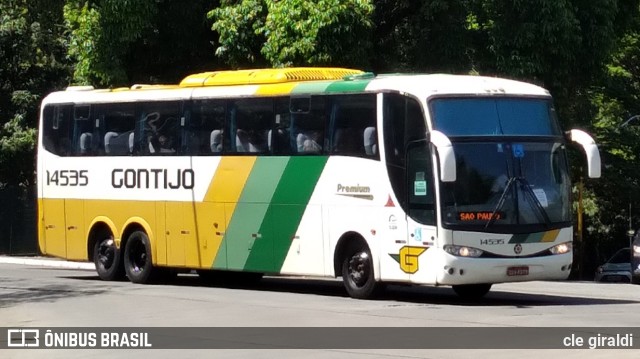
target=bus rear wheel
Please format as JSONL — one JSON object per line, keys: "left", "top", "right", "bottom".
{"left": 341, "top": 244, "right": 381, "bottom": 299}
{"left": 93, "top": 232, "right": 124, "bottom": 281}
{"left": 452, "top": 283, "right": 492, "bottom": 299}
{"left": 124, "top": 231, "right": 155, "bottom": 284}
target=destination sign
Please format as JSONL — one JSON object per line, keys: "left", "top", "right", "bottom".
{"left": 458, "top": 211, "right": 505, "bottom": 221}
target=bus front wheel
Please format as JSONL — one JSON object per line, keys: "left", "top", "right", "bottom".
{"left": 124, "top": 231, "right": 155, "bottom": 284}
{"left": 341, "top": 244, "right": 381, "bottom": 299}
{"left": 452, "top": 283, "right": 492, "bottom": 299}
{"left": 93, "top": 232, "right": 124, "bottom": 281}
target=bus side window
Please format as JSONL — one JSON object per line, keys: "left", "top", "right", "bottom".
{"left": 42, "top": 105, "right": 73, "bottom": 156}
{"left": 140, "top": 102, "right": 181, "bottom": 155}
{"left": 272, "top": 97, "right": 292, "bottom": 155}
{"left": 186, "top": 99, "right": 225, "bottom": 155}
{"left": 73, "top": 105, "right": 93, "bottom": 155}
{"left": 383, "top": 93, "right": 427, "bottom": 212}
{"left": 228, "top": 98, "right": 273, "bottom": 154}
{"left": 290, "top": 96, "right": 326, "bottom": 155}
{"left": 329, "top": 94, "right": 377, "bottom": 159}
{"left": 94, "top": 103, "right": 136, "bottom": 156}
{"left": 406, "top": 141, "right": 436, "bottom": 225}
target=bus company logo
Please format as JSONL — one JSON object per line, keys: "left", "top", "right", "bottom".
{"left": 336, "top": 183, "right": 373, "bottom": 200}
{"left": 111, "top": 168, "right": 195, "bottom": 190}
{"left": 389, "top": 246, "right": 428, "bottom": 274}
{"left": 514, "top": 243, "right": 523, "bottom": 255}
{"left": 7, "top": 329, "right": 40, "bottom": 347}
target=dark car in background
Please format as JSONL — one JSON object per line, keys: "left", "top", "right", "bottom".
{"left": 595, "top": 248, "right": 631, "bottom": 283}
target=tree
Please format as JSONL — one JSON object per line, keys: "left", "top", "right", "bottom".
{"left": 209, "top": 0, "right": 374, "bottom": 68}
{"left": 371, "top": 0, "right": 471, "bottom": 73}
{"left": 64, "top": 0, "right": 218, "bottom": 86}
{"left": 0, "top": 0, "right": 71, "bottom": 188}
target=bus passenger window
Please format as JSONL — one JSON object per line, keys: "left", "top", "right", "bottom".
{"left": 329, "top": 94, "right": 377, "bottom": 159}
{"left": 42, "top": 105, "right": 73, "bottom": 156}
{"left": 140, "top": 102, "right": 181, "bottom": 155}
{"left": 271, "top": 98, "right": 292, "bottom": 154}
{"left": 73, "top": 105, "right": 94, "bottom": 155}
{"left": 188, "top": 99, "right": 225, "bottom": 155}
{"left": 229, "top": 98, "right": 273, "bottom": 154}
{"left": 94, "top": 103, "right": 136, "bottom": 156}
{"left": 289, "top": 96, "right": 326, "bottom": 155}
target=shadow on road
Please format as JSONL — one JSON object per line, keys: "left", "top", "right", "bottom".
{"left": 63, "top": 272, "right": 640, "bottom": 307}
{"left": 0, "top": 281, "right": 107, "bottom": 309}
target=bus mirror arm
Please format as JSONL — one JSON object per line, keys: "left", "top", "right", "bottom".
{"left": 428, "top": 130, "right": 456, "bottom": 182}
{"left": 567, "top": 129, "right": 601, "bottom": 178}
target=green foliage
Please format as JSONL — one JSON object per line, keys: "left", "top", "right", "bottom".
{"left": 260, "top": 0, "right": 374, "bottom": 67}
{"left": 65, "top": 0, "right": 217, "bottom": 85}
{"left": 0, "top": 116, "right": 36, "bottom": 188}
{"left": 209, "top": 0, "right": 374, "bottom": 68}
{"left": 64, "top": 0, "right": 158, "bottom": 86}
{"left": 209, "top": 0, "right": 267, "bottom": 68}
{"left": 372, "top": 0, "right": 471, "bottom": 72}
{"left": 0, "top": 0, "right": 71, "bottom": 187}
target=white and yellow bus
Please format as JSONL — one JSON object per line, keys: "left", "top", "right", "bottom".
{"left": 37, "top": 67, "right": 601, "bottom": 299}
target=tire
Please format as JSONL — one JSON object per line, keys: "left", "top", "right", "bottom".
{"left": 341, "top": 243, "right": 381, "bottom": 299}
{"left": 93, "top": 231, "right": 124, "bottom": 281}
{"left": 452, "top": 283, "right": 492, "bottom": 299}
{"left": 124, "top": 231, "right": 155, "bottom": 284}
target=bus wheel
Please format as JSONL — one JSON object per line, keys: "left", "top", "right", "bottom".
{"left": 93, "top": 233, "right": 124, "bottom": 281}
{"left": 452, "top": 284, "right": 492, "bottom": 299}
{"left": 341, "top": 244, "right": 380, "bottom": 299}
{"left": 124, "top": 231, "right": 155, "bottom": 284}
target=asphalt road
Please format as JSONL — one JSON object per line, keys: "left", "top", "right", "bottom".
{"left": 1, "top": 259, "right": 639, "bottom": 358}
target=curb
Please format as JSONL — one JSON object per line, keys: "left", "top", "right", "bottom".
{"left": 0, "top": 256, "right": 95, "bottom": 271}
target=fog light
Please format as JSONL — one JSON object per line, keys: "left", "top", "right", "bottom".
{"left": 444, "top": 245, "right": 483, "bottom": 257}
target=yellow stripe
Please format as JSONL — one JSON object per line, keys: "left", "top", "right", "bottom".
{"left": 204, "top": 157, "right": 256, "bottom": 203}
{"left": 541, "top": 229, "right": 560, "bottom": 242}
{"left": 198, "top": 157, "right": 257, "bottom": 267}
{"left": 255, "top": 82, "right": 298, "bottom": 95}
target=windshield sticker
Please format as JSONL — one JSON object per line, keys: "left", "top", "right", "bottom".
{"left": 532, "top": 188, "right": 549, "bottom": 207}
{"left": 512, "top": 144, "right": 525, "bottom": 158}
{"left": 413, "top": 228, "right": 422, "bottom": 241}
{"left": 414, "top": 172, "right": 427, "bottom": 196}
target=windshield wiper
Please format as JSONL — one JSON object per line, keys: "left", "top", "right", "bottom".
{"left": 517, "top": 177, "right": 551, "bottom": 226}
{"left": 484, "top": 176, "right": 552, "bottom": 229}
{"left": 485, "top": 176, "right": 516, "bottom": 229}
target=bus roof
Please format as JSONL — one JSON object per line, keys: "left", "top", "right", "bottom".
{"left": 42, "top": 68, "right": 550, "bottom": 105}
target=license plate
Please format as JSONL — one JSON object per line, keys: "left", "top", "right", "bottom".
{"left": 507, "top": 266, "right": 529, "bottom": 276}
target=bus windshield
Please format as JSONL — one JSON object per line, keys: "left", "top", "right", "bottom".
{"left": 430, "top": 97, "right": 571, "bottom": 233}
{"left": 430, "top": 97, "right": 562, "bottom": 137}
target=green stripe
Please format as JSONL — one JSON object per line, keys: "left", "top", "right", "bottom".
{"left": 244, "top": 156, "right": 328, "bottom": 272}
{"left": 325, "top": 79, "right": 371, "bottom": 93}
{"left": 291, "top": 81, "right": 332, "bottom": 94}
{"left": 214, "top": 157, "right": 290, "bottom": 270}
{"left": 291, "top": 79, "right": 372, "bottom": 95}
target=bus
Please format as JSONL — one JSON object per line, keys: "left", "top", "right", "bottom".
{"left": 37, "top": 67, "right": 601, "bottom": 299}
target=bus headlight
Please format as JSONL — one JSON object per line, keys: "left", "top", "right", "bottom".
{"left": 549, "top": 242, "right": 572, "bottom": 255}
{"left": 633, "top": 245, "right": 640, "bottom": 255}
{"left": 444, "top": 245, "right": 483, "bottom": 258}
